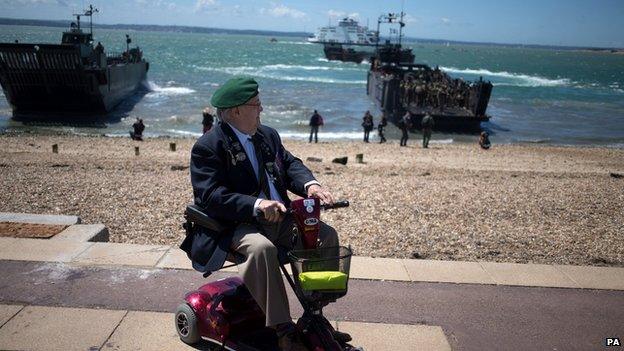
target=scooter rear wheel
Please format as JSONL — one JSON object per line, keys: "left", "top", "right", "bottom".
{"left": 175, "top": 303, "right": 201, "bottom": 344}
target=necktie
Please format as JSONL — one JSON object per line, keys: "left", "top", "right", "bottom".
{"left": 250, "top": 134, "right": 272, "bottom": 200}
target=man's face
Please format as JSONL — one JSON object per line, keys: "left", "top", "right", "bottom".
{"left": 233, "top": 95, "right": 263, "bottom": 135}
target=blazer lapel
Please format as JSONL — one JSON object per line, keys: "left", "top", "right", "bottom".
{"left": 218, "top": 122, "right": 259, "bottom": 186}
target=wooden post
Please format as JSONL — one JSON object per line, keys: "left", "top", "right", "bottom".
{"left": 356, "top": 153, "right": 363, "bottom": 163}
{"left": 135, "top": 146, "right": 140, "bottom": 156}
{"left": 52, "top": 144, "right": 58, "bottom": 153}
{"left": 169, "top": 142, "right": 176, "bottom": 152}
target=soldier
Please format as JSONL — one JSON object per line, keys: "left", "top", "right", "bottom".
{"left": 479, "top": 131, "right": 491, "bottom": 150}
{"left": 130, "top": 118, "right": 145, "bottom": 141}
{"left": 361, "top": 111, "right": 374, "bottom": 143}
{"left": 308, "top": 110, "right": 323, "bottom": 143}
{"left": 377, "top": 113, "right": 388, "bottom": 143}
{"left": 421, "top": 113, "right": 434, "bottom": 148}
{"left": 399, "top": 111, "right": 411, "bottom": 147}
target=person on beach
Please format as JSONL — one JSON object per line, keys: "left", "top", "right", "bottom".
{"left": 479, "top": 131, "right": 491, "bottom": 150}
{"left": 377, "top": 113, "right": 387, "bottom": 143}
{"left": 421, "top": 113, "right": 434, "bottom": 148}
{"left": 185, "top": 77, "right": 344, "bottom": 351}
{"left": 362, "top": 111, "right": 374, "bottom": 143}
{"left": 399, "top": 111, "right": 412, "bottom": 146}
{"left": 308, "top": 109, "right": 323, "bottom": 143}
{"left": 201, "top": 107, "right": 215, "bottom": 134}
{"left": 130, "top": 118, "right": 145, "bottom": 141}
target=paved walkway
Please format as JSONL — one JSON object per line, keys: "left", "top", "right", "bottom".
{"left": 0, "top": 214, "right": 623, "bottom": 350}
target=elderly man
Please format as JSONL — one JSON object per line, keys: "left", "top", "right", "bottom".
{"left": 188, "top": 77, "right": 340, "bottom": 350}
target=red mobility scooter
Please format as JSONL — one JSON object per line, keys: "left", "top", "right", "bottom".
{"left": 175, "top": 197, "right": 362, "bottom": 350}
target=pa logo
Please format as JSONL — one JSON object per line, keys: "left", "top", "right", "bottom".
{"left": 606, "top": 337, "right": 621, "bottom": 347}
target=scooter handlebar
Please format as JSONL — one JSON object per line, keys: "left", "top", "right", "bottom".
{"left": 321, "top": 200, "right": 349, "bottom": 210}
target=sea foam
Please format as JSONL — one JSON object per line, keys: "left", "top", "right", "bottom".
{"left": 440, "top": 66, "right": 571, "bottom": 87}
{"left": 194, "top": 65, "right": 365, "bottom": 85}
{"left": 145, "top": 81, "right": 196, "bottom": 96}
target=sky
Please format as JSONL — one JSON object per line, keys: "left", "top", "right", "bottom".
{"left": 1, "top": 0, "right": 623, "bottom": 48}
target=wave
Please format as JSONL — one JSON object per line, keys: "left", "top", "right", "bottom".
{"left": 166, "top": 129, "right": 202, "bottom": 137}
{"left": 279, "top": 41, "right": 313, "bottom": 45}
{"left": 263, "top": 64, "right": 362, "bottom": 72}
{"left": 194, "top": 65, "right": 365, "bottom": 85}
{"left": 430, "top": 138, "right": 454, "bottom": 144}
{"left": 439, "top": 66, "right": 571, "bottom": 87}
{"left": 144, "top": 81, "right": 196, "bottom": 96}
{"left": 280, "top": 131, "right": 363, "bottom": 140}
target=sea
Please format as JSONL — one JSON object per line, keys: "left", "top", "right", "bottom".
{"left": 1, "top": 25, "right": 623, "bottom": 147}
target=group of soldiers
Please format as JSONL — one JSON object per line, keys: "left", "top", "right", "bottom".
{"left": 399, "top": 67, "right": 480, "bottom": 112}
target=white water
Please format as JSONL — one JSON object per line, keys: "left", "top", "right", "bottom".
{"left": 440, "top": 66, "right": 572, "bottom": 87}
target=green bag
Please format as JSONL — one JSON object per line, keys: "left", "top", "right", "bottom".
{"left": 298, "top": 271, "right": 348, "bottom": 291}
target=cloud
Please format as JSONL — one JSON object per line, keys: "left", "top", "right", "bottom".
{"left": 1, "top": 0, "right": 69, "bottom": 5}
{"left": 260, "top": 3, "right": 306, "bottom": 19}
{"left": 327, "top": 9, "right": 345, "bottom": 18}
{"left": 403, "top": 13, "right": 417, "bottom": 24}
{"left": 327, "top": 9, "right": 359, "bottom": 20}
{"left": 441, "top": 17, "right": 451, "bottom": 25}
{"left": 195, "top": 0, "right": 217, "bottom": 12}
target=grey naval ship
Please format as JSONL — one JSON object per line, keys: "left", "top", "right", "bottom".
{"left": 367, "top": 13, "right": 493, "bottom": 132}
{"left": 0, "top": 5, "right": 149, "bottom": 120}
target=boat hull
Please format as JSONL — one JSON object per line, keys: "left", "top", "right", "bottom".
{"left": 0, "top": 43, "right": 147, "bottom": 120}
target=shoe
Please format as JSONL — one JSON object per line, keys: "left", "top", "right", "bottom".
{"left": 278, "top": 332, "right": 308, "bottom": 351}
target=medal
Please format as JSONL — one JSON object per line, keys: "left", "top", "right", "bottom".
{"left": 235, "top": 152, "right": 247, "bottom": 162}
{"left": 227, "top": 150, "right": 237, "bottom": 166}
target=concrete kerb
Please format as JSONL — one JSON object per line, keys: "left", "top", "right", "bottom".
{"left": 2, "top": 212, "right": 624, "bottom": 291}
{"left": 0, "top": 212, "right": 80, "bottom": 225}
{"left": 0, "top": 305, "right": 453, "bottom": 351}
{"left": 53, "top": 224, "right": 109, "bottom": 242}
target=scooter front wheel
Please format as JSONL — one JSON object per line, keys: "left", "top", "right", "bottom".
{"left": 175, "top": 303, "right": 201, "bottom": 344}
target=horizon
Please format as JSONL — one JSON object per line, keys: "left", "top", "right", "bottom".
{"left": 0, "top": 0, "right": 623, "bottom": 49}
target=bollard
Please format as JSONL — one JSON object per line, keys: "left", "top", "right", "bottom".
{"left": 332, "top": 156, "right": 348, "bottom": 165}
{"left": 356, "top": 153, "right": 364, "bottom": 163}
{"left": 135, "top": 146, "right": 140, "bottom": 156}
{"left": 169, "top": 142, "right": 176, "bottom": 152}
{"left": 52, "top": 144, "right": 58, "bottom": 153}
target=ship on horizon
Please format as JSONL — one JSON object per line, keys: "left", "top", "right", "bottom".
{"left": 0, "top": 5, "right": 149, "bottom": 121}
{"left": 308, "top": 17, "right": 378, "bottom": 63}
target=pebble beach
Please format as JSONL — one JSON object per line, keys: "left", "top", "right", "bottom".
{"left": 1, "top": 132, "right": 623, "bottom": 267}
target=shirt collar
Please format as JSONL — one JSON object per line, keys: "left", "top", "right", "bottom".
{"left": 227, "top": 122, "right": 253, "bottom": 145}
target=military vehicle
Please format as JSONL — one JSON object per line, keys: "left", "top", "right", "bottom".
{"left": 367, "top": 13, "right": 493, "bottom": 132}
{"left": 0, "top": 5, "right": 149, "bottom": 120}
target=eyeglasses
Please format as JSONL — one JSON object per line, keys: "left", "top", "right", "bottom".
{"left": 243, "top": 100, "right": 262, "bottom": 107}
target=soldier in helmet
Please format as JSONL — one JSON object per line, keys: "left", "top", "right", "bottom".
{"left": 421, "top": 113, "right": 434, "bottom": 148}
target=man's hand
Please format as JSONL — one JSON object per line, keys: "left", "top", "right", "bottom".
{"left": 307, "top": 184, "right": 334, "bottom": 205}
{"left": 258, "top": 200, "right": 287, "bottom": 223}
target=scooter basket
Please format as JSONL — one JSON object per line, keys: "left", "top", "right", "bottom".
{"left": 288, "top": 246, "right": 352, "bottom": 293}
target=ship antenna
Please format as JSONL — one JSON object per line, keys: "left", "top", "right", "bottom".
{"left": 86, "top": 4, "right": 99, "bottom": 37}
{"left": 399, "top": 0, "right": 405, "bottom": 46}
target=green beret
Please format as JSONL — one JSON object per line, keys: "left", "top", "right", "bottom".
{"left": 210, "top": 77, "right": 259, "bottom": 109}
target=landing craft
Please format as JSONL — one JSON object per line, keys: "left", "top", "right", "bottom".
{"left": 367, "top": 12, "right": 493, "bottom": 132}
{"left": 0, "top": 5, "right": 149, "bottom": 120}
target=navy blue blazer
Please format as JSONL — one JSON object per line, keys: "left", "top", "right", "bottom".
{"left": 181, "top": 121, "right": 315, "bottom": 273}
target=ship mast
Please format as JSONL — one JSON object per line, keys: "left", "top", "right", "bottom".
{"left": 376, "top": 13, "right": 401, "bottom": 47}
{"left": 74, "top": 4, "right": 98, "bottom": 38}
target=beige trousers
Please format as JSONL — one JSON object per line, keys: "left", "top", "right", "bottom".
{"left": 230, "top": 216, "right": 338, "bottom": 327}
